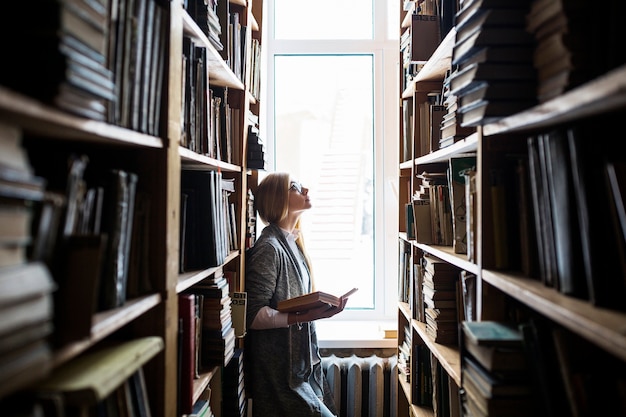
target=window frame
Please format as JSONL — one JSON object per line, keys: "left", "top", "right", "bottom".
{"left": 260, "top": 0, "right": 399, "bottom": 322}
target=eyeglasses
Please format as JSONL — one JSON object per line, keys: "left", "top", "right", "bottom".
{"left": 289, "top": 181, "right": 304, "bottom": 194}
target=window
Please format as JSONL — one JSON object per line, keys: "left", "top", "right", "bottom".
{"left": 261, "top": 0, "right": 399, "bottom": 321}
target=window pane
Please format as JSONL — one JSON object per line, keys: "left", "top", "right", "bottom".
{"left": 274, "top": 0, "right": 373, "bottom": 40}
{"left": 274, "top": 55, "right": 374, "bottom": 309}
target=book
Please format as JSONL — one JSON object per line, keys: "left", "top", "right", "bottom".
{"left": 463, "top": 356, "right": 530, "bottom": 399}
{"left": 462, "top": 321, "right": 523, "bottom": 347}
{"left": 276, "top": 288, "right": 358, "bottom": 313}
{"left": 0, "top": 262, "right": 56, "bottom": 309}
{"left": 230, "top": 291, "right": 247, "bottom": 338}
{"left": 412, "top": 199, "right": 433, "bottom": 244}
{"left": 99, "top": 169, "right": 138, "bottom": 311}
{"left": 178, "top": 294, "right": 196, "bottom": 413}
{"left": 455, "top": 6, "right": 529, "bottom": 51}
{"left": 567, "top": 124, "right": 626, "bottom": 309}
{"left": 458, "top": 98, "right": 537, "bottom": 126}
{"left": 35, "top": 337, "right": 164, "bottom": 405}
{"left": 542, "top": 129, "right": 587, "bottom": 297}
{"left": 411, "top": 14, "right": 439, "bottom": 62}
{"left": 449, "top": 62, "right": 536, "bottom": 97}
{"left": 54, "top": 234, "right": 107, "bottom": 344}
{"left": 452, "top": 25, "right": 533, "bottom": 67}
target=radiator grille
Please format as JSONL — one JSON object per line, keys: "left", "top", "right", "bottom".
{"left": 321, "top": 354, "right": 397, "bottom": 417}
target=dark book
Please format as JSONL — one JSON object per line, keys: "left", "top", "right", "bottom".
{"left": 567, "top": 124, "right": 626, "bottom": 309}
{"left": 526, "top": 135, "right": 558, "bottom": 288}
{"left": 276, "top": 288, "right": 357, "bottom": 313}
{"left": 98, "top": 169, "right": 138, "bottom": 311}
{"left": 411, "top": 14, "right": 440, "bottom": 62}
{"left": 178, "top": 294, "right": 196, "bottom": 415}
{"left": 454, "top": 0, "right": 532, "bottom": 28}
{"left": 454, "top": 6, "right": 529, "bottom": 52}
{"left": 542, "top": 129, "right": 587, "bottom": 298}
{"left": 519, "top": 319, "right": 571, "bottom": 417}
{"left": 458, "top": 98, "right": 536, "bottom": 126}
{"left": 449, "top": 62, "right": 536, "bottom": 97}
{"left": 452, "top": 26, "right": 533, "bottom": 67}
{"left": 54, "top": 234, "right": 107, "bottom": 344}
{"left": 181, "top": 170, "right": 225, "bottom": 269}
{"left": 457, "top": 80, "right": 536, "bottom": 110}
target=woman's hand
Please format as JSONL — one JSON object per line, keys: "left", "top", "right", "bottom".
{"left": 302, "top": 297, "right": 348, "bottom": 322}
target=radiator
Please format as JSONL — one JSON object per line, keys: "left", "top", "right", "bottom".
{"left": 321, "top": 354, "right": 397, "bottom": 417}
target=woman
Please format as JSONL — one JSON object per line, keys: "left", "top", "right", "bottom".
{"left": 245, "top": 172, "right": 346, "bottom": 417}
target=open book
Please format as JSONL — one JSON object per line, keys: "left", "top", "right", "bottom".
{"left": 277, "top": 288, "right": 358, "bottom": 313}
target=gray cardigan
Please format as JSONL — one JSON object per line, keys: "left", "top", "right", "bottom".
{"left": 245, "top": 224, "right": 337, "bottom": 417}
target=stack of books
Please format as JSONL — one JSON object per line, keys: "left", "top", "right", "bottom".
{"left": 525, "top": 0, "right": 607, "bottom": 103}
{"left": 193, "top": 271, "right": 236, "bottom": 368}
{"left": 439, "top": 69, "right": 476, "bottom": 148}
{"left": 222, "top": 348, "right": 247, "bottom": 417}
{"left": 0, "top": 1, "right": 114, "bottom": 121}
{"left": 450, "top": 0, "right": 537, "bottom": 126}
{"left": 0, "top": 121, "right": 55, "bottom": 398}
{"left": 422, "top": 255, "right": 460, "bottom": 344}
{"left": 247, "top": 120, "right": 266, "bottom": 170}
{"left": 460, "top": 321, "right": 531, "bottom": 417}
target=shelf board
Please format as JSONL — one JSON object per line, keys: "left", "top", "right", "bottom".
{"left": 179, "top": 146, "right": 243, "bottom": 172}
{"left": 399, "top": 374, "right": 435, "bottom": 417}
{"left": 483, "top": 64, "right": 626, "bottom": 136}
{"left": 413, "top": 321, "right": 461, "bottom": 386}
{"left": 401, "top": 3, "right": 416, "bottom": 29}
{"left": 182, "top": 12, "right": 245, "bottom": 90}
{"left": 415, "top": 131, "right": 478, "bottom": 166}
{"left": 482, "top": 269, "right": 626, "bottom": 362}
{"left": 402, "top": 28, "right": 456, "bottom": 98}
{"left": 0, "top": 87, "right": 163, "bottom": 148}
{"left": 414, "top": 243, "right": 480, "bottom": 275}
{"left": 52, "top": 294, "right": 162, "bottom": 368}
{"left": 193, "top": 366, "right": 219, "bottom": 404}
{"left": 177, "top": 250, "right": 240, "bottom": 293}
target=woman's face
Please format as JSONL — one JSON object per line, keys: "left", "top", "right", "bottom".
{"left": 288, "top": 180, "right": 312, "bottom": 215}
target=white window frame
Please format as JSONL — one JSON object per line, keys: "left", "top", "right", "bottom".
{"left": 259, "top": 0, "right": 399, "bottom": 325}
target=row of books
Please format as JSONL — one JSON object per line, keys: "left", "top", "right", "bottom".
{"left": 407, "top": 155, "right": 476, "bottom": 257}
{"left": 0, "top": 0, "right": 167, "bottom": 135}
{"left": 181, "top": 37, "right": 241, "bottom": 164}
{"left": 461, "top": 318, "right": 626, "bottom": 417}
{"left": 186, "top": 0, "right": 224, "bottom": 52}
{"left": 449, "top": 0, "right": 537, "bottom": 127}
{"left": 526, "top": 0, "right": 626, "bottom": 103}
{"left": 523, "top": 124, "right": 626, "bottom": 311}
{"left": 178, "top": 272, "right": 236, "bottom": 415}
{"left": 1, "top": 121, "right": 151, "bottom": 351}
{"left": 180, "top": 170, "right": 238, "bottom": 272}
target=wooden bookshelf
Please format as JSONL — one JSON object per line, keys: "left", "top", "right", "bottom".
{"left": 396, "top": 0, "right": 626, "bottom": 415}
{"left": 0, "top": 0, "right": 263, "bottom": 416}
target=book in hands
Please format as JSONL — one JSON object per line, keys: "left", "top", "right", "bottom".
{"left": 277, "top": 288, "right": 358, "bottom": 313}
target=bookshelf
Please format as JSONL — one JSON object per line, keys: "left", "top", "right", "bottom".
{"left": 0, "top": 0, "right": 262, "bottom": 416}
{"left": 397, "top": 0, "right": 626, "bottom": 416}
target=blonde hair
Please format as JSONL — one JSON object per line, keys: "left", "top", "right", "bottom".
{"left": 254, "top": 172, "right": 316, "bottom": 290}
